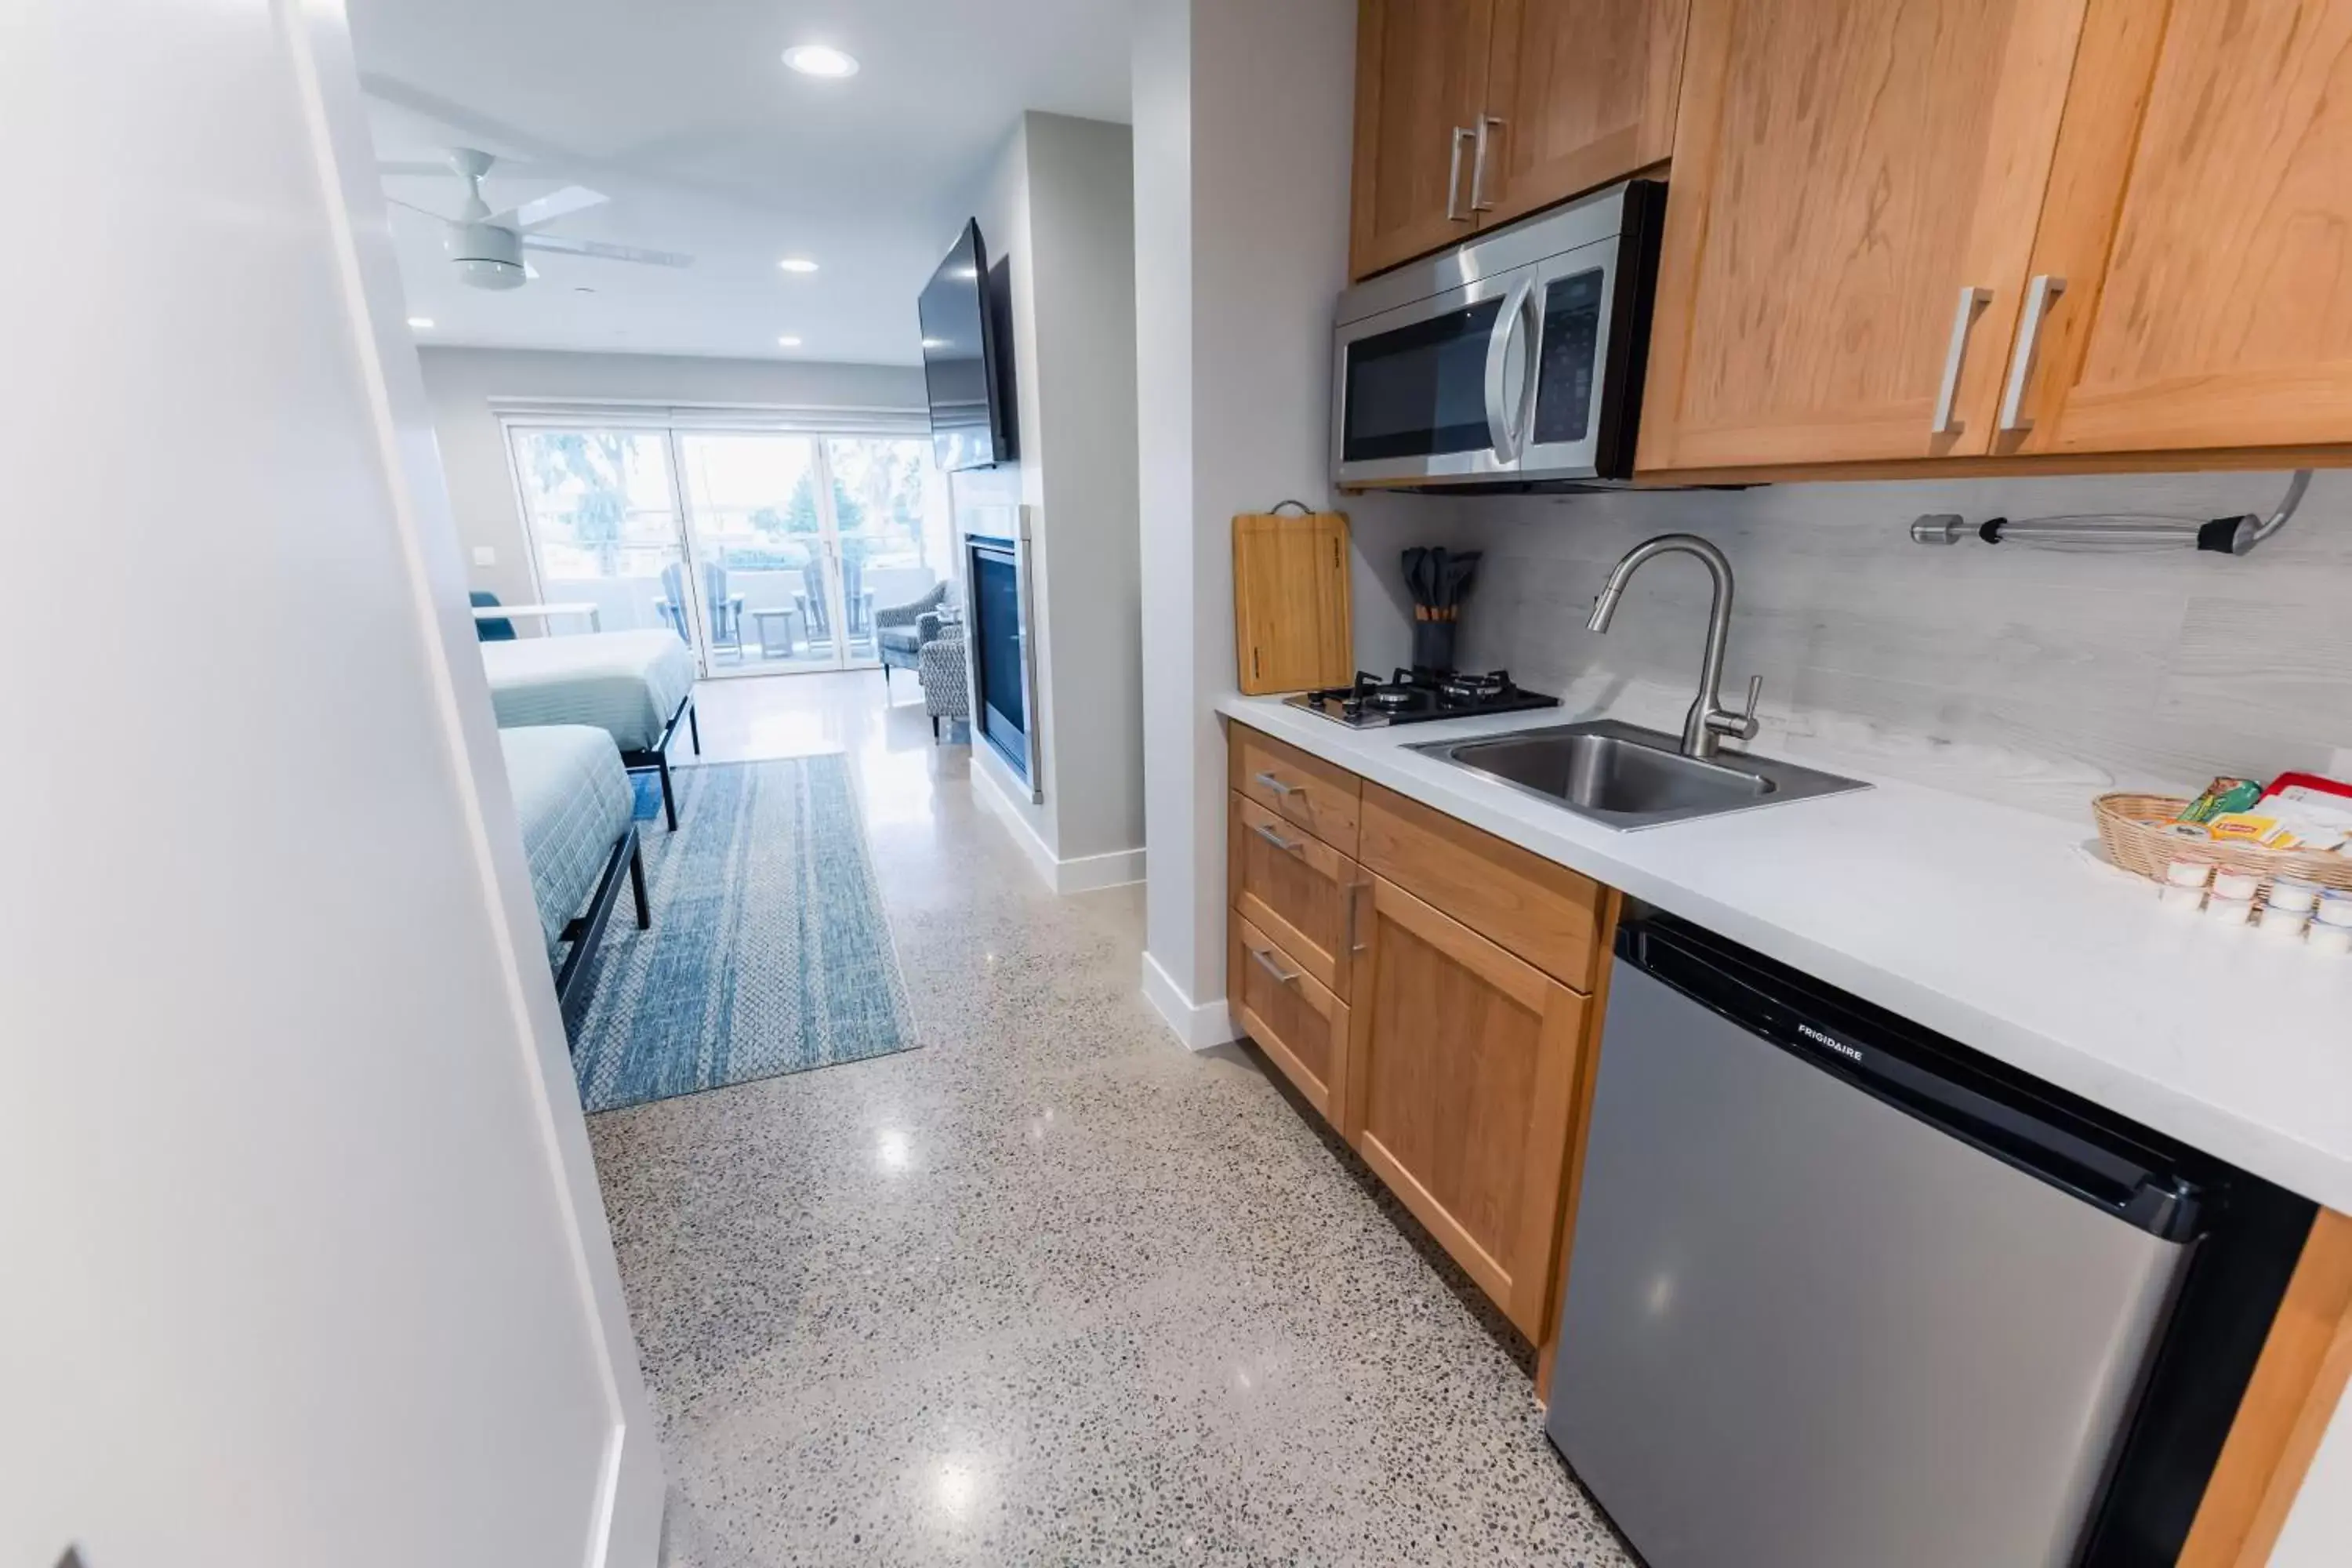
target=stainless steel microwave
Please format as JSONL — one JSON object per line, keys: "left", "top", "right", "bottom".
{"left": 1331, "top": 179, "right": 1664, "bottom": 489}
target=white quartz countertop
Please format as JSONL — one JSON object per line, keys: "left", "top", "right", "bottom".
{"left": 1221, "top": 694, "right": 2352, "bottom": 1214}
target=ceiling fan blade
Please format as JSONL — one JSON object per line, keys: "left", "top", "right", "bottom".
{"left": 498, "top": 185, "right": 609, "bottom": 231}
{"left": 522, "top": 234, "right": 694, "bottom": 269}
{"left": 383, "top": 195, "right": 450, "bottom": 222}
{"left": 525, "top": 262, "right": 541, "bottom": 281}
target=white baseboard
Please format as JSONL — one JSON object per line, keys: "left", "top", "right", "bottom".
{"left": 1057, "top": 844, "right": 1148, "bottom": 891}
{"left": 1142, "top": 951, "right": 1237, "bottom": 1051}
{"left": 971, "top": 752, "right": 1145, "bottom": 895}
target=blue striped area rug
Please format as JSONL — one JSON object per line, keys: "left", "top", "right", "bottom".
{"left": 572, "top": 755, "right": 918, "bottom": 1113}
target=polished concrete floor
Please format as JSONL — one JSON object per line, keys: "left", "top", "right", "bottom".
{"left": 592, "top": 670, "right": 1631, "bottom": 1566}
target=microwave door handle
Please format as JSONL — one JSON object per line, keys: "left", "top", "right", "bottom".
{"left": 1483, "top": 278, "right": 1539, "bottom": 463}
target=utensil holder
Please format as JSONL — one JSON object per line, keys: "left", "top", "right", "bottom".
{"left": 1410, "top": 619, "right": 1457, "bottom": 675}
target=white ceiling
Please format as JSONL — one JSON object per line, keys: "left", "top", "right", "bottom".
{"left": 350, "top": 0, "right": 1132, "bottom": 365}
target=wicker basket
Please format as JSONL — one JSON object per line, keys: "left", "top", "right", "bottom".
{"left": 2093, "top": 792, "right": 2352, "bottom": 895}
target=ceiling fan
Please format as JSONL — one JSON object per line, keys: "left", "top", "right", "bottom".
{"left": 379, "top": 147, "right": 694, "bottom": 291}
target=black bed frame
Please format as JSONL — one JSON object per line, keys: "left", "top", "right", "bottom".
{"left": 620, "top": 691, "right": 699, "bottom": 831}
{"left": 554, "top": 821, "right": 651, "bottom": 1032}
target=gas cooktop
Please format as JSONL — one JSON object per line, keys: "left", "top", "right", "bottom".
{"left": 1284, "top": 669, "right": 1562, "bottom": 728}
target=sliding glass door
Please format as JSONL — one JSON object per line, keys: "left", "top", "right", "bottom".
{"left": 507, "top": 428, "right": 689, "bottom": 639}
{"left": 672, "top": 432, "right": 951, "bottom": 676}
{"left": 507, "top": 421, "right": 950, "bottom": 681}
{"left": 825, "top": 436, "right": 953, "bottom": 664}
{"left": 673, "top": 433, "right": 833, "bottom": 675}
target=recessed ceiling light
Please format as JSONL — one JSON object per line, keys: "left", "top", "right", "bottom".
{"left": 782, "top": 44, "right": 858, "bottom": 78}
{"left": 406, "top": 316, "right": 434, "bottom": 329}
{"left": 778, "top": 256, "right": 819, "bottom": 274}
{"left": 777, "top": 335, "right": 804, "bottom": 348}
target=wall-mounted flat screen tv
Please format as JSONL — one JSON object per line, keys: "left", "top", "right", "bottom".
{"left": 918, "top": 218, "right": 1017, "bottom": 471}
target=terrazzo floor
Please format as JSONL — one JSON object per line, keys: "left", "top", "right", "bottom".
{"left": 588, "top": 671, "right": 1634, "bottom": 1566}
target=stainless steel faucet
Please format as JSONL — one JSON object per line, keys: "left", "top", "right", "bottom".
{"left": 1586, "top": 533, "right": 1761, "bottom": 761}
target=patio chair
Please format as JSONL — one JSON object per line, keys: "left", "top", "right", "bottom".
{"left": 654, "top": 561, "right": 690, "bottom": 643}
{"left": 702, "top": 561, "right": 745, "bottom": 653}
{"left": 794, "top": 557, "right": 877, "bottom": 654}
{"left": 652, "top": 560, "right": 744, "bottom": 651}
{"left": 795, "top": 558, "right": 833, "bottom": 648}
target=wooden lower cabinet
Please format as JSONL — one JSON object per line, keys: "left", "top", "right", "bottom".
{"left": 1343, "top": 873, "right": 1592, "bottom": 1340}
{"left": 1230, "top": 914, "right": 1351, "bottom": 1123}
{"left": 1230, "top": 793, "right": 1363, "bottom": 1002}
{"left": 1231, "top": 724, "right": 1362, "bottom": 857}
{"left": 1226, "top": 721, "right": 1611, "bottom": 1351}
{"left": 1359, "top": 781, "right": 1609, "bottom": 991}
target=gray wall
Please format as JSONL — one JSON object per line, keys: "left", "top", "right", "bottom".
{"left": 1437, "top": 470, "right": 2352, "bottom": 820}
{"left": 952, "top": 112, "right": 1145, "bottom": 869}
{"left": 416, "top": 346, "right": 927, "bottom": 606}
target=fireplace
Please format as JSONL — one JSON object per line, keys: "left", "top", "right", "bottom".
{"left": 964, "top": 521, "right": 1040, "bottom": 796}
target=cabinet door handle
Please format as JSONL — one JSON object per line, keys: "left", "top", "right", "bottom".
{"left": 1250, "top": 946, "right": 1301, "bottom": 985}
{"left": 1253, "top": 821, "right": 1304, "bottom": 853}
{"left": 1345, "top": 881, "right": 1369, "bottom": 953}
{"left": 1931, "top": 286, "right": 1991, "bottom": 434}
{"left": 1445, "top": 126, "right": 1477, "bottom": 223}
{"left": 1252, "top": 769, "right": 1299, "bottom": 797}
{"left": 1998, "top": 274, "right": 2067, "bottom": 432}
{"left": 1469, "top": 116, "right": 1504, "bottom": 212}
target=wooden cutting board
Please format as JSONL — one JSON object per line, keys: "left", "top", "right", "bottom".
{"left": 1233, "top": 509, "right": 1352, "bottom": 695}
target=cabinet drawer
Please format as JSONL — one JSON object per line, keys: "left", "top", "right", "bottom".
{"left": 1358, "top": 782, "right": 1606, "bottom": 991}
{"left": 1232, "top": 913, "right": 1350, "bottom": 1125}
{"left": 1230, "top": 793, "right": 1366, "bottom": 1002}
{"left": 1232, "top": 724, "right": 1361, "bottom": 856}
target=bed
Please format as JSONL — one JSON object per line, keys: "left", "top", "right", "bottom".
{"left": 499, "top": 724, "right": 648, "bottom": 1028}
{"left": 481, "top": 630, "right": 699, "bottom": 829}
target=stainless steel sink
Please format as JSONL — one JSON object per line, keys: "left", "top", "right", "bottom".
{"left": 1409, "top": 719, "right": 1868, "bottom": 829}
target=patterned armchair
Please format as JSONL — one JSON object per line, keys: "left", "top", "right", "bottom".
{"left": 917, "top": 628, "right": 969, "bottom": 742}
{"left": 875, "top": 580, "right": 951, "bottom": 692}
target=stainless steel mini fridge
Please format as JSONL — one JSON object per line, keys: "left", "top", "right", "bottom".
{"left": 1547, "top": 913, "right": 2310, "bottom": 1568}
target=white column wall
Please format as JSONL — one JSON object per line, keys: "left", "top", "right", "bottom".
{"left": 1134, "top": 0, "right": 1364, "bottom": 1037}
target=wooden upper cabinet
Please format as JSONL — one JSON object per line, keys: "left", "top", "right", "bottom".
{"left": 1351, "top": 0, "right": 1495, "bottom": 280}
{"left": 1635, "top": 0, "right": 2091, "bottom": 473}
{"left": 1349, "top": 0, "right": 1684, "bottom": 281}
{"left": 1476, "top": 0, "right": 1689, "bottom": 229}
{"left": 2001, "top": 0, "right": 2352, "bottom": 457}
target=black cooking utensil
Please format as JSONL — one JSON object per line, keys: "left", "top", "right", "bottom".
{"left": 1401, "top": 546, "right": 1432, "bottom": 608}
{"left": 1440, "top": 550, "right": 1481, "bottom": 608}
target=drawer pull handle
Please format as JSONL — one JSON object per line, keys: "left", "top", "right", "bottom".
{"left": 1250, "top": 946, "right": 1300, "bottom": 985}
{"left": 1253, "top": 821, "right": 1304, "bottom": 853}
{"left": 1252, "top": 769, "right": 1300, "bottom": 798}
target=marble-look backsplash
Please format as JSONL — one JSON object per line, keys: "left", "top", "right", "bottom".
{"left": 1408, "top": 469, "right": 2352, "bottom": 822}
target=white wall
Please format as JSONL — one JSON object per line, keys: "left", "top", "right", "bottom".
{"left": 1134, "top": 0, "right": 1434, "bottom": 1037}
{"left": 1, "top": 2, "right": 659, "bottom": 1564}
{"left": 1443, "top": 470, "right": 2351, "bottom": 819}
{"left": 419, "top": 345, "right": 927, "bottom": 604}
{"left": 953, "top": 113, "right": 1145, "bottom": 880}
